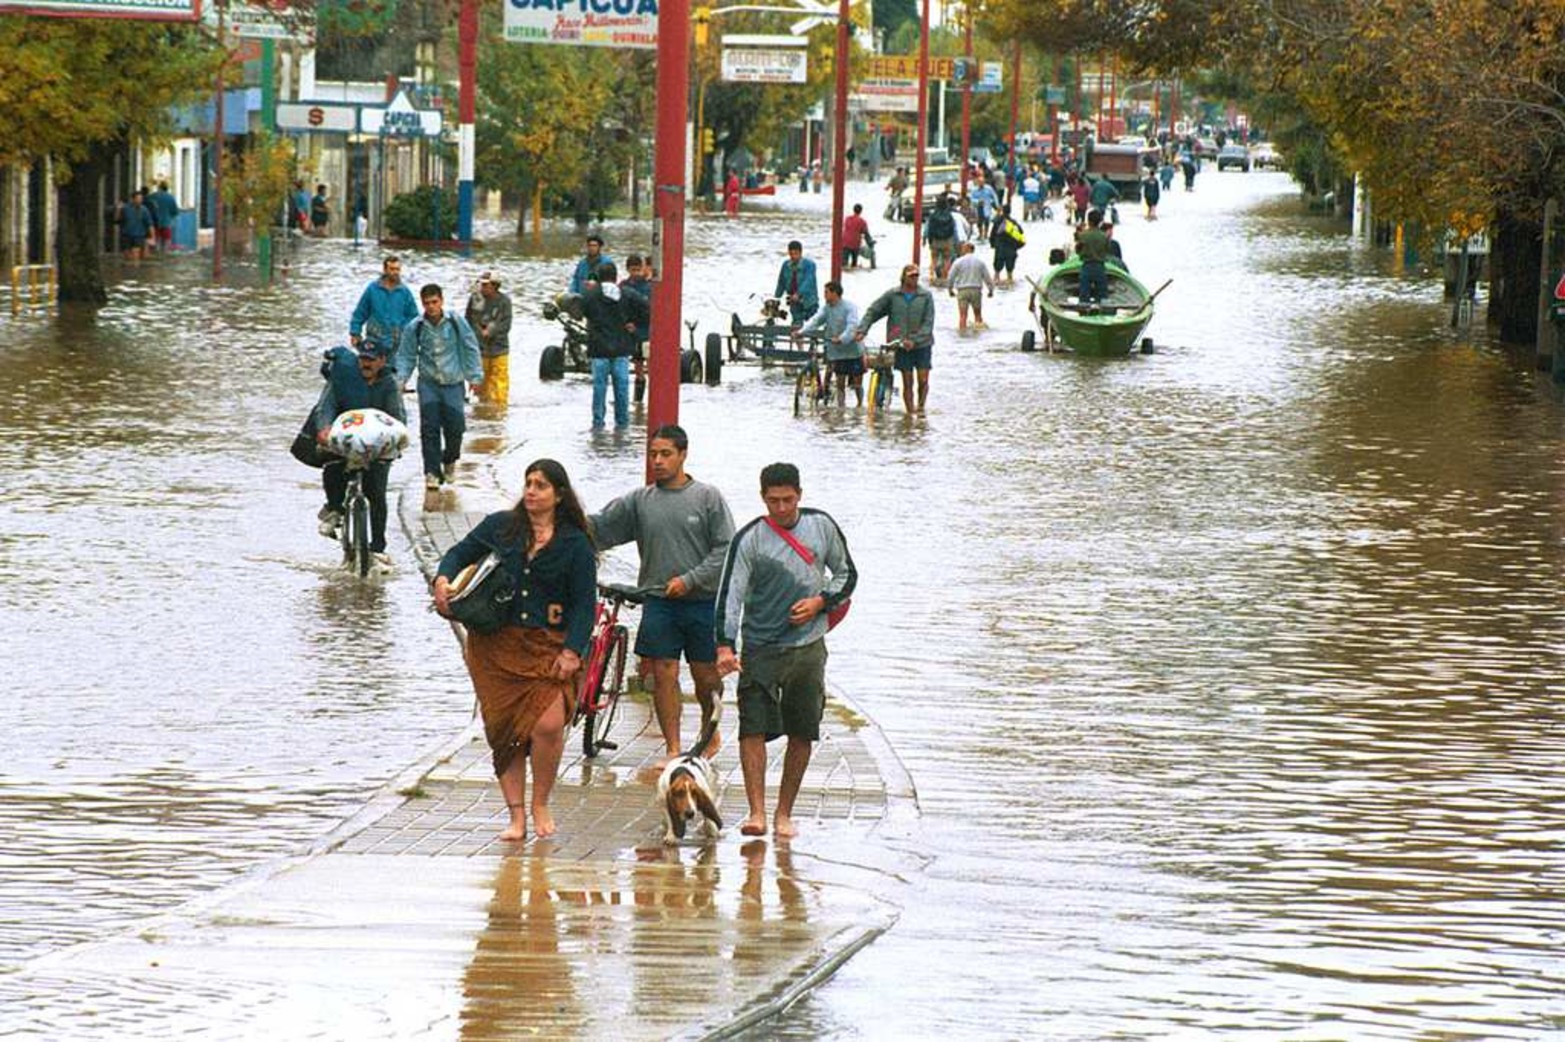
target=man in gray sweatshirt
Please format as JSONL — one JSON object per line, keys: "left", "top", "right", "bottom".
{"left": 714, "top": 462, "right": 856, "bottom": 838}
{"left": 589, "top": 425, "right": 735, "bottom": 762}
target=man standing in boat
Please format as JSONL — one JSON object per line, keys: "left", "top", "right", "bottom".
{"left": 1074, "top": 209, "right": 1112, "bottom": 305}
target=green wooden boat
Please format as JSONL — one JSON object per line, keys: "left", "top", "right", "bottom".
{"left": 1025, "top": 254, "right": 1158, "bottom": 356}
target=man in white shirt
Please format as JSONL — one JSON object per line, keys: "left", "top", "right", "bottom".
{"left": 946, "top": 242, "right": 995, "bottom": 333}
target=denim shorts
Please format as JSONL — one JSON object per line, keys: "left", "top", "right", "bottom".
{"left": 894, "top": 345, "right": 933, "bottom": 371}
{"left": 634, "top": 596, "right": 718, "bottom": 663}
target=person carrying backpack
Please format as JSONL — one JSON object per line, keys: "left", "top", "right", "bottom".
{"left": 989, "top": 205, "right": 1025, "bottom": 287}
{"left": 924, "top": 196, "right": 957, "bottom": 284}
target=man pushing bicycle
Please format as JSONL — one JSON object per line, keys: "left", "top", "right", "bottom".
{"left": 588, "top": 425, "right": 735, "bottom": 765}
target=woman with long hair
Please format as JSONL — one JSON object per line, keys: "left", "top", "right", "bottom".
{"left": 433, "top": 459, "right": 597, "bottom": 840}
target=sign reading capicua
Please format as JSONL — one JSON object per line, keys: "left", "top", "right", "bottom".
{"left": 0, "top": 0, "right": 196, "bottom": 18}
{"left": 504, "top": 0, "right": 658, "bottom": 49}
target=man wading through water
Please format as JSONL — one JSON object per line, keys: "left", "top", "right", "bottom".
{"left": 589, "top": 425, "right": 735, "bottom": 765}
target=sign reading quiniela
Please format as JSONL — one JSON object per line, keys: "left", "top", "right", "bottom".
{"left": 504, "top": 0, "right": 658, "bottom": 49}
{"left": 0, "top": 0, "right": 197, "bottom": 17}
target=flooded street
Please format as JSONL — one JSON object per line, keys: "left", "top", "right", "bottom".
{"left": 3, "top": 172, "right": 1563, "bottom": 1038}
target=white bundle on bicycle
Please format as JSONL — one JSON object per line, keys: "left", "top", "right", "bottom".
{"left": 325, "top": 408, "right": 408, "bottom": 468}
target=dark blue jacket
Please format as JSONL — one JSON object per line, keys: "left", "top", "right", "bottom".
{"left": 315, "top": 346, "right": 406, "bottom": 431}
{"left": 436, "top": 513, "right": 598, "bottom": 655}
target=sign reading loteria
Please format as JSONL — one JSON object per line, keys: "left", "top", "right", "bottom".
{"left": 504, "top": 0, "right": 657, "bottom": 48}
{"left": 0, "top": 0, "right": 196, "bottom": 18}
{"left": 721, "top": 47, "right": 807, "bottom": 84}
{"left": 848, "top": 78, "right": 919, "bottom": 114}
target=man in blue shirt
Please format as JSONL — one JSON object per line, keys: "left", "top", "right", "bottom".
{"left": 117, "top": 191, "right": 154, "bottom": 259}
{"left": 794, "top": 281, "right": 864, "bottom": 405}
{"left": 773, "top": 240, "right": 819, "bottom": 325}
{"left": 147, "top": 182, "right": 180, "bottom": 253}
{"left": 349, "top": 256, "right": 421, "bottom": 349}
{"left": 568, "top": 235, "right": 613, "bottom": 295}
{"left": 394, "top": 283, "right": 483, "bottom": 490}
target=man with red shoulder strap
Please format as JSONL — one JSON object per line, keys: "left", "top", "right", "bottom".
{"left": 714, "top": 462, "right": 856, "bottom": 839}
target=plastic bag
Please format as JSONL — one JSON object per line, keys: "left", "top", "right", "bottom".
{"left": 325, "top": 408, "right": 408, "bottom": 469}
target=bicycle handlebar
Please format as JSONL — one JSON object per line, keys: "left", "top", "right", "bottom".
{"left": 597, "top": 582, "right": 660, "bottom": 605}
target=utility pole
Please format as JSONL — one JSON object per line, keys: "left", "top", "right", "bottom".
{"left": 212, "top": 0, "right": 226, "bottom": 281}
{"left": 911, "top": 0, "right": 930, "bottom": 268}
{"left": 829, "top": 0, "right": 851, "bottom": 283}
{"left": 959, "top": 2, "right": 972, "bottom": 199}
{"left": 647, "top": 0, "right": 691, "bottom": 447}
{"left": 456, "top": 0, "right": 476, "bottom": 248}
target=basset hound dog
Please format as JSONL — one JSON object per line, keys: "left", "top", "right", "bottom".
{"left": 657, "top": 701, "right": 724, "bottom": 845}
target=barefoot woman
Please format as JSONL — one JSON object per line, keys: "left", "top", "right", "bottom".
{"left": 433, "top": 459, "right": 597, "bottom": 840}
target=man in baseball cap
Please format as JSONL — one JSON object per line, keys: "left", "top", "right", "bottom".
{"left": 314, "top": 336, "right": 407, "bottom": 568}
{"left": 466, "top": 271, "right": 513, "bottom": 406}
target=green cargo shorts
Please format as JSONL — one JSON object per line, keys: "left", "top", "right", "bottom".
{"left": 736, "top": 639, "right": 828, "bottom": 742}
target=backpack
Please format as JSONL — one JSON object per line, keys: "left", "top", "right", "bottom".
{"left": 928, "top": 207, "right": 955, "bottom": 240}
{"left": 1003, "top": 218, "right": 1026, "bottom": 246}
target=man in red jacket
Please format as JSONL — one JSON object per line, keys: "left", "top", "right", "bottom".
{"left": 842, "top": 204, "right": 872, "bottom": 269}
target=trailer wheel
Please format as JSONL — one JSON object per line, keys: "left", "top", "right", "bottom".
{"left": 705, "top": 332, "right": 724, "bottom": 385}
{"left": 539, "top": 344, "right": 566, "bottom": 380}
{"left": 680, "top": 348, "right": 704, "bottom": 384}
{"left": 1021, "top": 330, "right": 1036, "bottom": 353}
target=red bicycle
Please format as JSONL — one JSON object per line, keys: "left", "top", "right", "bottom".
{"left": 575, "top": 582, "right": 651, "bottom": 757}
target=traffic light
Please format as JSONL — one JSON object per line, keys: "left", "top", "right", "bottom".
{"left": 701, "top": 127, "right": 715, "bottom": 155}
{"left": 694, "top": 6, "right": 710, "bottom": 47}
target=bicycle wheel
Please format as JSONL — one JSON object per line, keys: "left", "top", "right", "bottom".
{"left": 350, "top": 493, "right": 371, "bottom": 577}
{"left": 582, "top": 625, "right": 628, "bottom": 757}
{"left": 338, "top": 488, "right": 354, "bottom": 561}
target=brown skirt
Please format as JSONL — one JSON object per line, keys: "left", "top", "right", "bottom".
{"left": 465, "top": 625, "right": 574, "bottom": 778}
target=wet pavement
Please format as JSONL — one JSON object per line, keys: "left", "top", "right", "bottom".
{"left": 6, "top": 475, "right": 917, "bottom": 1039}
{"left": 4, "top": 170, "right": 1565, "bottom": 1038}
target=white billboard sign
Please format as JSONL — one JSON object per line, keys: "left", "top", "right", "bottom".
{"left": 0, "top": 0, "right": 197, "bottom": 20}
{"left": 276, "top": 103, "right": 358, "bottom": 133}
{"left": 848, "top": 78, "right": 919, "bottom": 114}
{"left": 361, "top": 92, "right": 443, "bottom": 137}
{"left": 504, "top": 0, "right": 657, "bottom": 49}
{"left": 202, "top": 2, "right": 312, "bottom": 41}
{"left": 973, "top": 60, "right": 1003, "bottom": 93}
{"left": 721, "top": 47, "right": 808, "bottom": 84}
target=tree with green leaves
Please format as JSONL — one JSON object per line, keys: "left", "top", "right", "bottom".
{"left": 983, "top": 0, "right": 1565, "bottom": 343}
{"left": 0, "top": 16, "right": 222, "bottom": 303}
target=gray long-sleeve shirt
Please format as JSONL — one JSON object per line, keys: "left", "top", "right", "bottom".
{"left": 714, "top": 508, "right": 856, "bottom": 651}
{"left": 465, "top": 291, "right": 513, "bottom": 357}
{"left": 588, "top": 477, "right": 735, "bottom": 598}
{"left": 855, "top": 286, "right": 936, "bottom": 349}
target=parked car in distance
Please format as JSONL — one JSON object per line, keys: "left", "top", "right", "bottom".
{"left": 1251, "top": 142, "right": 1280, "bottom": 169}
{"left": 893, "top": 165, "right": 964, "bottom": 221}
{"left": 1216, "top": 144, "right": 1251, "bottom": 172}
{"left": 1196, "top": 137, "right": 1220, "bottom": 163}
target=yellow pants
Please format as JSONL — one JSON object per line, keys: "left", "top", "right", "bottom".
{"left": 481, "top": 353, "right": 510, "bottom": 406}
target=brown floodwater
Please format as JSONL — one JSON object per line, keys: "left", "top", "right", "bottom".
{"left": 1, "top": 173, "right": 1561, "bottom": 1038}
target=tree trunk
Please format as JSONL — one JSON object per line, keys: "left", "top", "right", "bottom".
{"left": 57, "top": 140, "right": 114, "bottom": 305}
{"left": 1489, "top": 206, "right": 1541, "bottom": 345}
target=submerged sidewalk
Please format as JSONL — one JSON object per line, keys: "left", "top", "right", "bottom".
{"left": 17, "top": 478, "right": 919, "bottom": 1040}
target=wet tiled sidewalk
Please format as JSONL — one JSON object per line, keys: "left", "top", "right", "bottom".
{"left": 13, "top": 480, "right": 918, "bottom": 1040}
